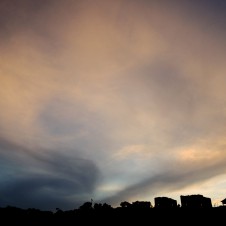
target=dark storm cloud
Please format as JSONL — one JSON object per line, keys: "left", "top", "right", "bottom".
{"left": 0, "top": 137, "right": 100, "bottom": 210}
{"left": 0, "top": 176, "right": 78, "bottom": 210}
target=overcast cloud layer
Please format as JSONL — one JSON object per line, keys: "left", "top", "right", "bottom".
{"left": 1, "top": 0, "right": 226, "bottom": 210}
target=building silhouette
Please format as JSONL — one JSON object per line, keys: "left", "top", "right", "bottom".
{"left": 154, "top": 196, "right": 177, "bottom": 208}
{"left": 180, "top": 194, "right": 212, "bottom": 208}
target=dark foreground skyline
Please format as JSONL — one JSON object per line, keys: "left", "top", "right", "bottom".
{"left": 1, "top": 196, "right": 226, "bottom": 225}
{"left": 1, "top": 193, "right": 225, "bottom": 211}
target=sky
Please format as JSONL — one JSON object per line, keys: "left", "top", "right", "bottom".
{"left": 1, "top": 0, "right": 226, "bottom": 211}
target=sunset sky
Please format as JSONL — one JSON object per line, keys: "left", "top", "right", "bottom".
{"left": 1, "top": 0, "right": 226, "bottom": 211}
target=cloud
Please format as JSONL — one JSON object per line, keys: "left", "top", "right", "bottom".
{"left": 0, "top": 137, "right": 100, "bottom": 210}
{"left": 1, "top": 0, "right": 226, "bottom": 209}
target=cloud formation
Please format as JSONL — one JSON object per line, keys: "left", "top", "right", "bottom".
{"left": 0, "top": 137, "right": 100, "bottom": 210}
{"left": 1, "top": 0, "right": 226, "bottom": 209}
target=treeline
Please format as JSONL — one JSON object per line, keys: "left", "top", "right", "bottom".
{"left": 0, "top": 200, "right": 226, "bottom": 225}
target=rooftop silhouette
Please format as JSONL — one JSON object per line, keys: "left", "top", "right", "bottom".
{"left": 1, "top": 194, "right": 226, "bottom": 225}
